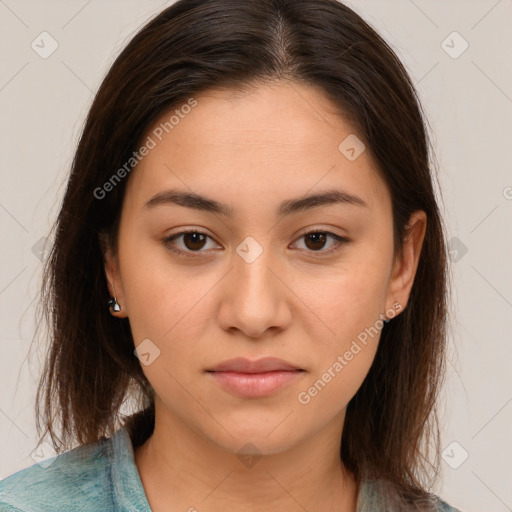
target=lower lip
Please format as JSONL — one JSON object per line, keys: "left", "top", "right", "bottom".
{"left": 207, "top": 370, "right": 304, "bottom": 398}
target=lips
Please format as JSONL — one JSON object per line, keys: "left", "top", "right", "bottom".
{"left": 205, "top": 357, "right": 304, "bottom": 374}
{"left": 205, "top": 357, "right": 305, "bottom": 398}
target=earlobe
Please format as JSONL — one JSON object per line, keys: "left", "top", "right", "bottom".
{"left": 99, "top": 231, "right": 128, "bottom": 318}
{"left": 386, "top": 211, "right": 427, "bottom": 314}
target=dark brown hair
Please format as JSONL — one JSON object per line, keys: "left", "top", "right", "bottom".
{"left": 34, "top": 0, "right": 448, "bottom": 504}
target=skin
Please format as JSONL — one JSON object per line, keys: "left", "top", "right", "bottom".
{"left": 102, "top": 81, "right": 426, "bottom": 512}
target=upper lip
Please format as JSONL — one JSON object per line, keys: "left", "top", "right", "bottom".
{"left": 206, "top": 357, "right": 304, "bottom": 373}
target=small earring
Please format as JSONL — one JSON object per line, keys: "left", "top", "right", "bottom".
{"left": 108, "top": 297, "right": 121, "bottom": 312}
{"left": 393, "top": 301, "right": 400, "bottom": 310}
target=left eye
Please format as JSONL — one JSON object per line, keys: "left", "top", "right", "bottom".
{"left": 293, "top": 230, "right": 349, "bottom": 254}
{"left": 162, "top": 230, "right": 349, "bottom": 257}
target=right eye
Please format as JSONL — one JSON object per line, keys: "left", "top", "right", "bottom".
{"left": 162, "top": 230, "right": 221, "bottom": 257}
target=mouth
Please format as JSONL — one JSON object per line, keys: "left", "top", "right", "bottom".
{"left": 205, "top": 357, "right": 305, "bottom": 398}
{"left": 205, "top": 356, "right": 304, "bottom": 373}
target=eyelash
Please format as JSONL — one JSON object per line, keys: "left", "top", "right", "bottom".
{"left": 162, "top": 229, "right": 350, "bottom": 258}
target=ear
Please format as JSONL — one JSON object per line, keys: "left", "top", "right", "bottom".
{"left": 99, "top": 231, "right": 128, "bottom": 318}
{"left": 385, "top": 210, "right": 427, "bottom": 316}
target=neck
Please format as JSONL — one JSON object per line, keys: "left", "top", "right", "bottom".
{"left": 134, "top": 402, "right": 358, "bottom": 512}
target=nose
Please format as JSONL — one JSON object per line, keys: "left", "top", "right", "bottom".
{"left": 216, "top": 243, "right": 293, "bottom": 339}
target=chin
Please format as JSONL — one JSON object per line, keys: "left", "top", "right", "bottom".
{"left": 205, "top": 421, "right": 302, "bottom": 457}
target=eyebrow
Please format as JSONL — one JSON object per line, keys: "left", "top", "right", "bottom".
{"left": 143, "top": 188, "right": 367, "bottom": 217}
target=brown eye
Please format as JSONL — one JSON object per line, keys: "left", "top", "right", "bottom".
{"left": 294, "top": 230, "right": 349, "bottom": 255}
{"left": 304, "top": 232, "right": 328, "bottom": 251}
{"left": 163, "top": 229, "right": 349, "bottom": 259}
{"left": 181, "top": 232, "right": 207, "bottom": 251}
{"left": 162, "top": 230, "right": 219, "bottom": 257}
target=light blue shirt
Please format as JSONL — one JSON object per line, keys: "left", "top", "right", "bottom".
{"left": 0, "top": 426, "right": 461, "bottom": 511}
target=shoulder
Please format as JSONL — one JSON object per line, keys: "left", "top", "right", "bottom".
{"left": 435, "top": 497, "right": 462, "bottom": 512}
{"left": 0, "top": 432, "right": 116, "bottom": 512}
{"left": 358, "top": 479, "right": 463, "bottom": 512}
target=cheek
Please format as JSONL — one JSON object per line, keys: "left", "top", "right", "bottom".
{"left": 117, "top": 232, "right": 216, "bottom": 352}
{"left": 300, "top": 249, "right": 392, "bottom": 348}
{"left": 295, "top": 273, "right": 387, "bottom": 418}
{"left": 293, "top": 243, "right": 392, "bottom": 405}
{"left": 296, "top": 342, "right": 377, "bottom": 425}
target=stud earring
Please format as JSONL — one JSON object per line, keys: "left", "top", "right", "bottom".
{"left": 108, "top": 297, "right": 121, "bottom": 312}
{"left": 106, "top": 276, "right": 121, "bottom": 313}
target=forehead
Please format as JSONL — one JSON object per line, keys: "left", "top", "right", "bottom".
{"left": 123, "top": 82, "right": 389, "bottom": 215}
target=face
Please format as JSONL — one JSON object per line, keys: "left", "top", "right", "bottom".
{"left": 103, "top": 81, "right": 425, "bottom": 456}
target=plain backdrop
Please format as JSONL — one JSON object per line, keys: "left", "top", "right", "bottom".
{"left": 1, "top": 1, "right": 511, "bottom": 510}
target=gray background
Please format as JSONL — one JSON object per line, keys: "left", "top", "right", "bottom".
{"left": 1, "top": 1, "right": 511, "bottom": 510}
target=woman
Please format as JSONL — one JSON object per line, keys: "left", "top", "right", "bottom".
{"left": 0, "top": 0, "right": 461, "bottom": 510}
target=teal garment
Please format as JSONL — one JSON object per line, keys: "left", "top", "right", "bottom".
{"left": 0, "top": 426, "right": 461, "bottom": 512}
